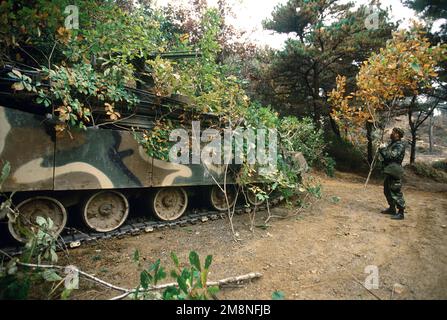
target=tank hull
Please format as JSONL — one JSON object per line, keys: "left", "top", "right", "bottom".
{"left": 0, "top": 105, "right": 232, "bottom": 194}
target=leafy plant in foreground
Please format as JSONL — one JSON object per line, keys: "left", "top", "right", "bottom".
{"left": 132, "top": 250, "right": 218, "bottom": 300}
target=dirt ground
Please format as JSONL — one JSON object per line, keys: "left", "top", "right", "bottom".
{"left": 65, "top": 171, "right": 447, "bottom": 300}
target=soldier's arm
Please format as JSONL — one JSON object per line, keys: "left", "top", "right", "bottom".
{"left": 378, "top": 146, "right": 388, "bottom": 159}
{"left": 385, "top": 144, "right": 404, "bottom": 162}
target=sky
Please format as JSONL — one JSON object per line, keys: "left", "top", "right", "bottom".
{"left": 154, "top": 0, "right": 422, "bottom": 49}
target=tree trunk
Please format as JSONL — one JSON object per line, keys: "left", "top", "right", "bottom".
{"left": 410, "top": 130, "right": 417, "bottom": 164}
{"left": 366, "top": 120, "right": 374, "bottom": 165}
{"left": 408, "top": 97, "right": 416, "bottom": 165}
{"left": 312, "top": 64, "right": 321, "bottom": 127}
{"left": 408, "top": 106, "right": 417, "bottom": 164}
{"left": 429, "top": 112, "right": 434, "bottom": 154}
{"left": 329, "top": 114, "right": 341, "bottom": 138}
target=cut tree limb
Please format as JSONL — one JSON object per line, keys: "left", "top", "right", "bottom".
{"left": 110, "top": 272, "right": 263, "bottom": 300}
{"left": 16, "top": 260, "right": 262, "bottom": 300}
{"left": 18, "top": 262, "right": 129, "bottom": 293}
{"left": 364, "top": 105, "right": 394, "bottom": 189}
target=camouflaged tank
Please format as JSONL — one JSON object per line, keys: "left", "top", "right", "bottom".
{"left": 0, "top": 57, "right": 308, "bottom": 243}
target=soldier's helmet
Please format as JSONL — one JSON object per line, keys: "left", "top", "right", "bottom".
{"left": 392, "top": 127, "right": 404, "bottom": 138}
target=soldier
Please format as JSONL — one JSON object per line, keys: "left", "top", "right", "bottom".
{"left": 379, "top": 127, "right": 406, "bottom": 220}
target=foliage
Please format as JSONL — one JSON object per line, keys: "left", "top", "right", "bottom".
{"left": 2, "top": 1, "right": 256, "bottom": 155}
{"left": 139, "top": 7, "right": 331, "bottom": 199}
{"left": 0, "top": 217, "right": 72, "bottom": 300}
{"left": 404, "top": 0, "right": 447, "bottom": 37}
{"left": 133, "top": 257, "right": 167, "bottom": 300}
{"left": 279, "top": 117, "right": 331, "bottom": 170}
{"left": 147, "top": 56, "right": 182, "bottom": 97}
{"left": 146, "top": 9, "right": 250, "bottom": 117}
{"left": 133, "top": 120, "right": 174, "bottom": 161}
{"left": 303, "top": 178, "right": 322, "bottom": 200}
{"left": 258, "top": 0, "right": 396, "bottom": 123}
{"left": 164, "top": 251, "right": 218, "bottom": 300}
{"left": 1, "top": 0, "right": 174, "bottom": 133}
{"left": 272, "top": 290, "right": 285, "bottom": 300}
{"left": 42, "top": 63, "right": 138, "bottom": 131}
{"left": 237, "top": 103, "right": 333, "bottom": 201}
{"left": 162, "top": 0, "right": 258, "bottom": 59}
{"left": 1, "top": 0, "right": 333, "bottom": 225}
{"left": 132, "top": 250, "right": 218, "bottom": 300}
{"left": 1, "top": 160, "right": 73, "bottom": 299}
{"left": 407, "top": 161, "right": 447, "bottom": 183}
{"left": 330, "top": 26, "right": 445, "bottom": 125}
{"left": 0, "top": 161, "right": 13, "bottom": 221}
{"left": 329, "top": 26, "right": 446, "bottom": 162}
{"left": 432, "top": 160, "right": 447, "bottom": 173}
{"left": 330, "top": 196, "right": 341, "bottom": 204}
{"left": 7, "top": 69, "right": 36, "bottom": 92}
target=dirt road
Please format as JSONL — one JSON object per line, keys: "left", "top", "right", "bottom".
{"left": 66, "top": 172, "right": 447, "bottom": 300}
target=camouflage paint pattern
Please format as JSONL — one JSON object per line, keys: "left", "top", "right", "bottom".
{"left": 0, "top": 106, "right": 54, "bottom": 191}
{"left": 0, "top": 106, "right": 233, "bottom": 193}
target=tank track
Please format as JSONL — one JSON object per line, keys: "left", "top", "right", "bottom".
{"left": 1, "top": 196, "right": 284, "bottom": 257}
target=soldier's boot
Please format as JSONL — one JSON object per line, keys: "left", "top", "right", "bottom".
{"left": 391, "top": 208, "right": 404, "bottom": 220}
{"left": 381, "top": 206, "right": 396, "bottom": 215}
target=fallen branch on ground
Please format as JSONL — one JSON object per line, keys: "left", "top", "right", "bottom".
{"left": 15, "top": 261, "right": 262, "bottom": 300}
{"left": 111, "top": 272, "right": 263, "bottom": 300}
{"left": 17, "top": 262, "right": 129, "bottom": 292}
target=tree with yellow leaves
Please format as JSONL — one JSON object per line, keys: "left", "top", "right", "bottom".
{"left": 329, "top": 25, "right": 446, "bottom": 167}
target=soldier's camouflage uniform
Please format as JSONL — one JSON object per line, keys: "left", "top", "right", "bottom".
{"left": 379, "top": 141, "right": 406, "bottom": 210}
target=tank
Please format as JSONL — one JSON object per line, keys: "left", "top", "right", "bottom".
{"left": 0, "top": 56, "right": 307, "bottom": 244}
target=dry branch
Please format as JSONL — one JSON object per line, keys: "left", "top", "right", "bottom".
{"left": 17, "top": 262, "right": 129, "bottom": 293}
{"left": 14, "top": 261, "right": 262, "bottom": 300}
{"left": 111, "top": 272, "right": 263, "bottom": 300}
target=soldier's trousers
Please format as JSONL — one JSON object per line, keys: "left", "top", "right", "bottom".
{"left": 383, "top": 174, "right": 405, "bottom": 210}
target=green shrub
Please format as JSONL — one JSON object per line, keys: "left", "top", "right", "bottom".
{"left": 432, "top": 160, "right": 447, "bottom": 173}
{"left": 279, "top": 116, "right": 335, "bottom": 175}
{"left": 132, "top": 250, "right": 218, "bottom": 300}
{"left": 408, "top": 161, "right": 447, "bottom": 183}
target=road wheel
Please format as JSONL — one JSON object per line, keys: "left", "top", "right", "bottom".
{"left": 82, "top": 190, "right": 129, "bottom": 232}
{"left": 150, "top": 187, "right": 188, "bottom": 221}
{"left": 209, "top": 185, "right": 237, "bottom": 211}
{"left": 8, "top": 196, "right": 67, "bottom": 243}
